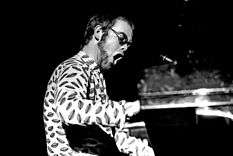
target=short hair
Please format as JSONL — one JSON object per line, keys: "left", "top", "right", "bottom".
{"left": 80, "top": 14, "right": 135, "bottom": 48}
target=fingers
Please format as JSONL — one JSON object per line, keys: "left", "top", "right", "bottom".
{"left": 124, "top": 100, "right": 140, "bottom": 117}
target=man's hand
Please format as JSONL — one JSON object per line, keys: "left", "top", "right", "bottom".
{"left": 124, "top": 100, "right": 141, "bottom": 117}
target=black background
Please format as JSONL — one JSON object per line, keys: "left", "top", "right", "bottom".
{"left": 7, "top": 0, "right": 232, "bottom": 155}
{"left": 33, "top": 0, "right": 232, "bottom": 100}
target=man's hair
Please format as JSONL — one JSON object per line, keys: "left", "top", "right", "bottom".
{"left": 80, "top": 14, "right": 135, "bottom": 48}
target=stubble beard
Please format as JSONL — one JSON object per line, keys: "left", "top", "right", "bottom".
{"left": 98, "top": 39, "right": 112, "bottom": 70}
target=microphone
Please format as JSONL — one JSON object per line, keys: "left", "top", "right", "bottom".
{"left": 160, "top": 55, "right": 177, "bottom": 65}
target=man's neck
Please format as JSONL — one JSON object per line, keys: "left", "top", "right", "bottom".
{"left": 82, "top": 41, "right": 101, "bottom": 64}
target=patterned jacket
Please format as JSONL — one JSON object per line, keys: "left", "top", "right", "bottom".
{"left": 43, "top": 51, "right": 155, "bottom": 156}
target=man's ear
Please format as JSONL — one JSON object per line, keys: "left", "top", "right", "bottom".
{"left": 93, "top": 25, "right": 103, "bottom": 42}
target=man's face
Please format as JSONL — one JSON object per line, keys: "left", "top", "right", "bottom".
{"left": 98, "top": 19, "right": 133, "bottom": 70}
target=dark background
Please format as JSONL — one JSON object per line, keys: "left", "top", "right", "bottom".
{"left": 34, "top": 0, "right": 232, "bottom": 99}
{"left": 8, "top": 0, "right": 232, "bottom": 155}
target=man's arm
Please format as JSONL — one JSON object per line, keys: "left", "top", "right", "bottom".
{"left": 55, "top": 66, "right": 126, "bottom": 128}
{"left": 114, "top": 130, "right": 155, "bottom": 156}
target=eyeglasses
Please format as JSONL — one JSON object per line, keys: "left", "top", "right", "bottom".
{"left": 110, "top": 28, "right": 132, "bottom": 46}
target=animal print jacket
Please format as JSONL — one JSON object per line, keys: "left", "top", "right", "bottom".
{"left": 43, "top": 51, "right": 155, "bottom": 156}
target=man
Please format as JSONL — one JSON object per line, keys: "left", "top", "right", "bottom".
{"left": 43, "top": 14, "right": 155, "bottom": 156}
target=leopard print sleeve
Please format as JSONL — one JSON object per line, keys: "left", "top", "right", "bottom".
{"left": 55, "top": 64, "right": 126, "bottom": 128}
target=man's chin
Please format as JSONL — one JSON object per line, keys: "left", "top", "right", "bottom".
{"left": 100, "top": 62, "right": 113, "bottom": 71}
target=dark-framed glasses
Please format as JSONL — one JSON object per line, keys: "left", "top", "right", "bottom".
{"left": 110, "top": 28, "right": 132, "bottom": 46}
